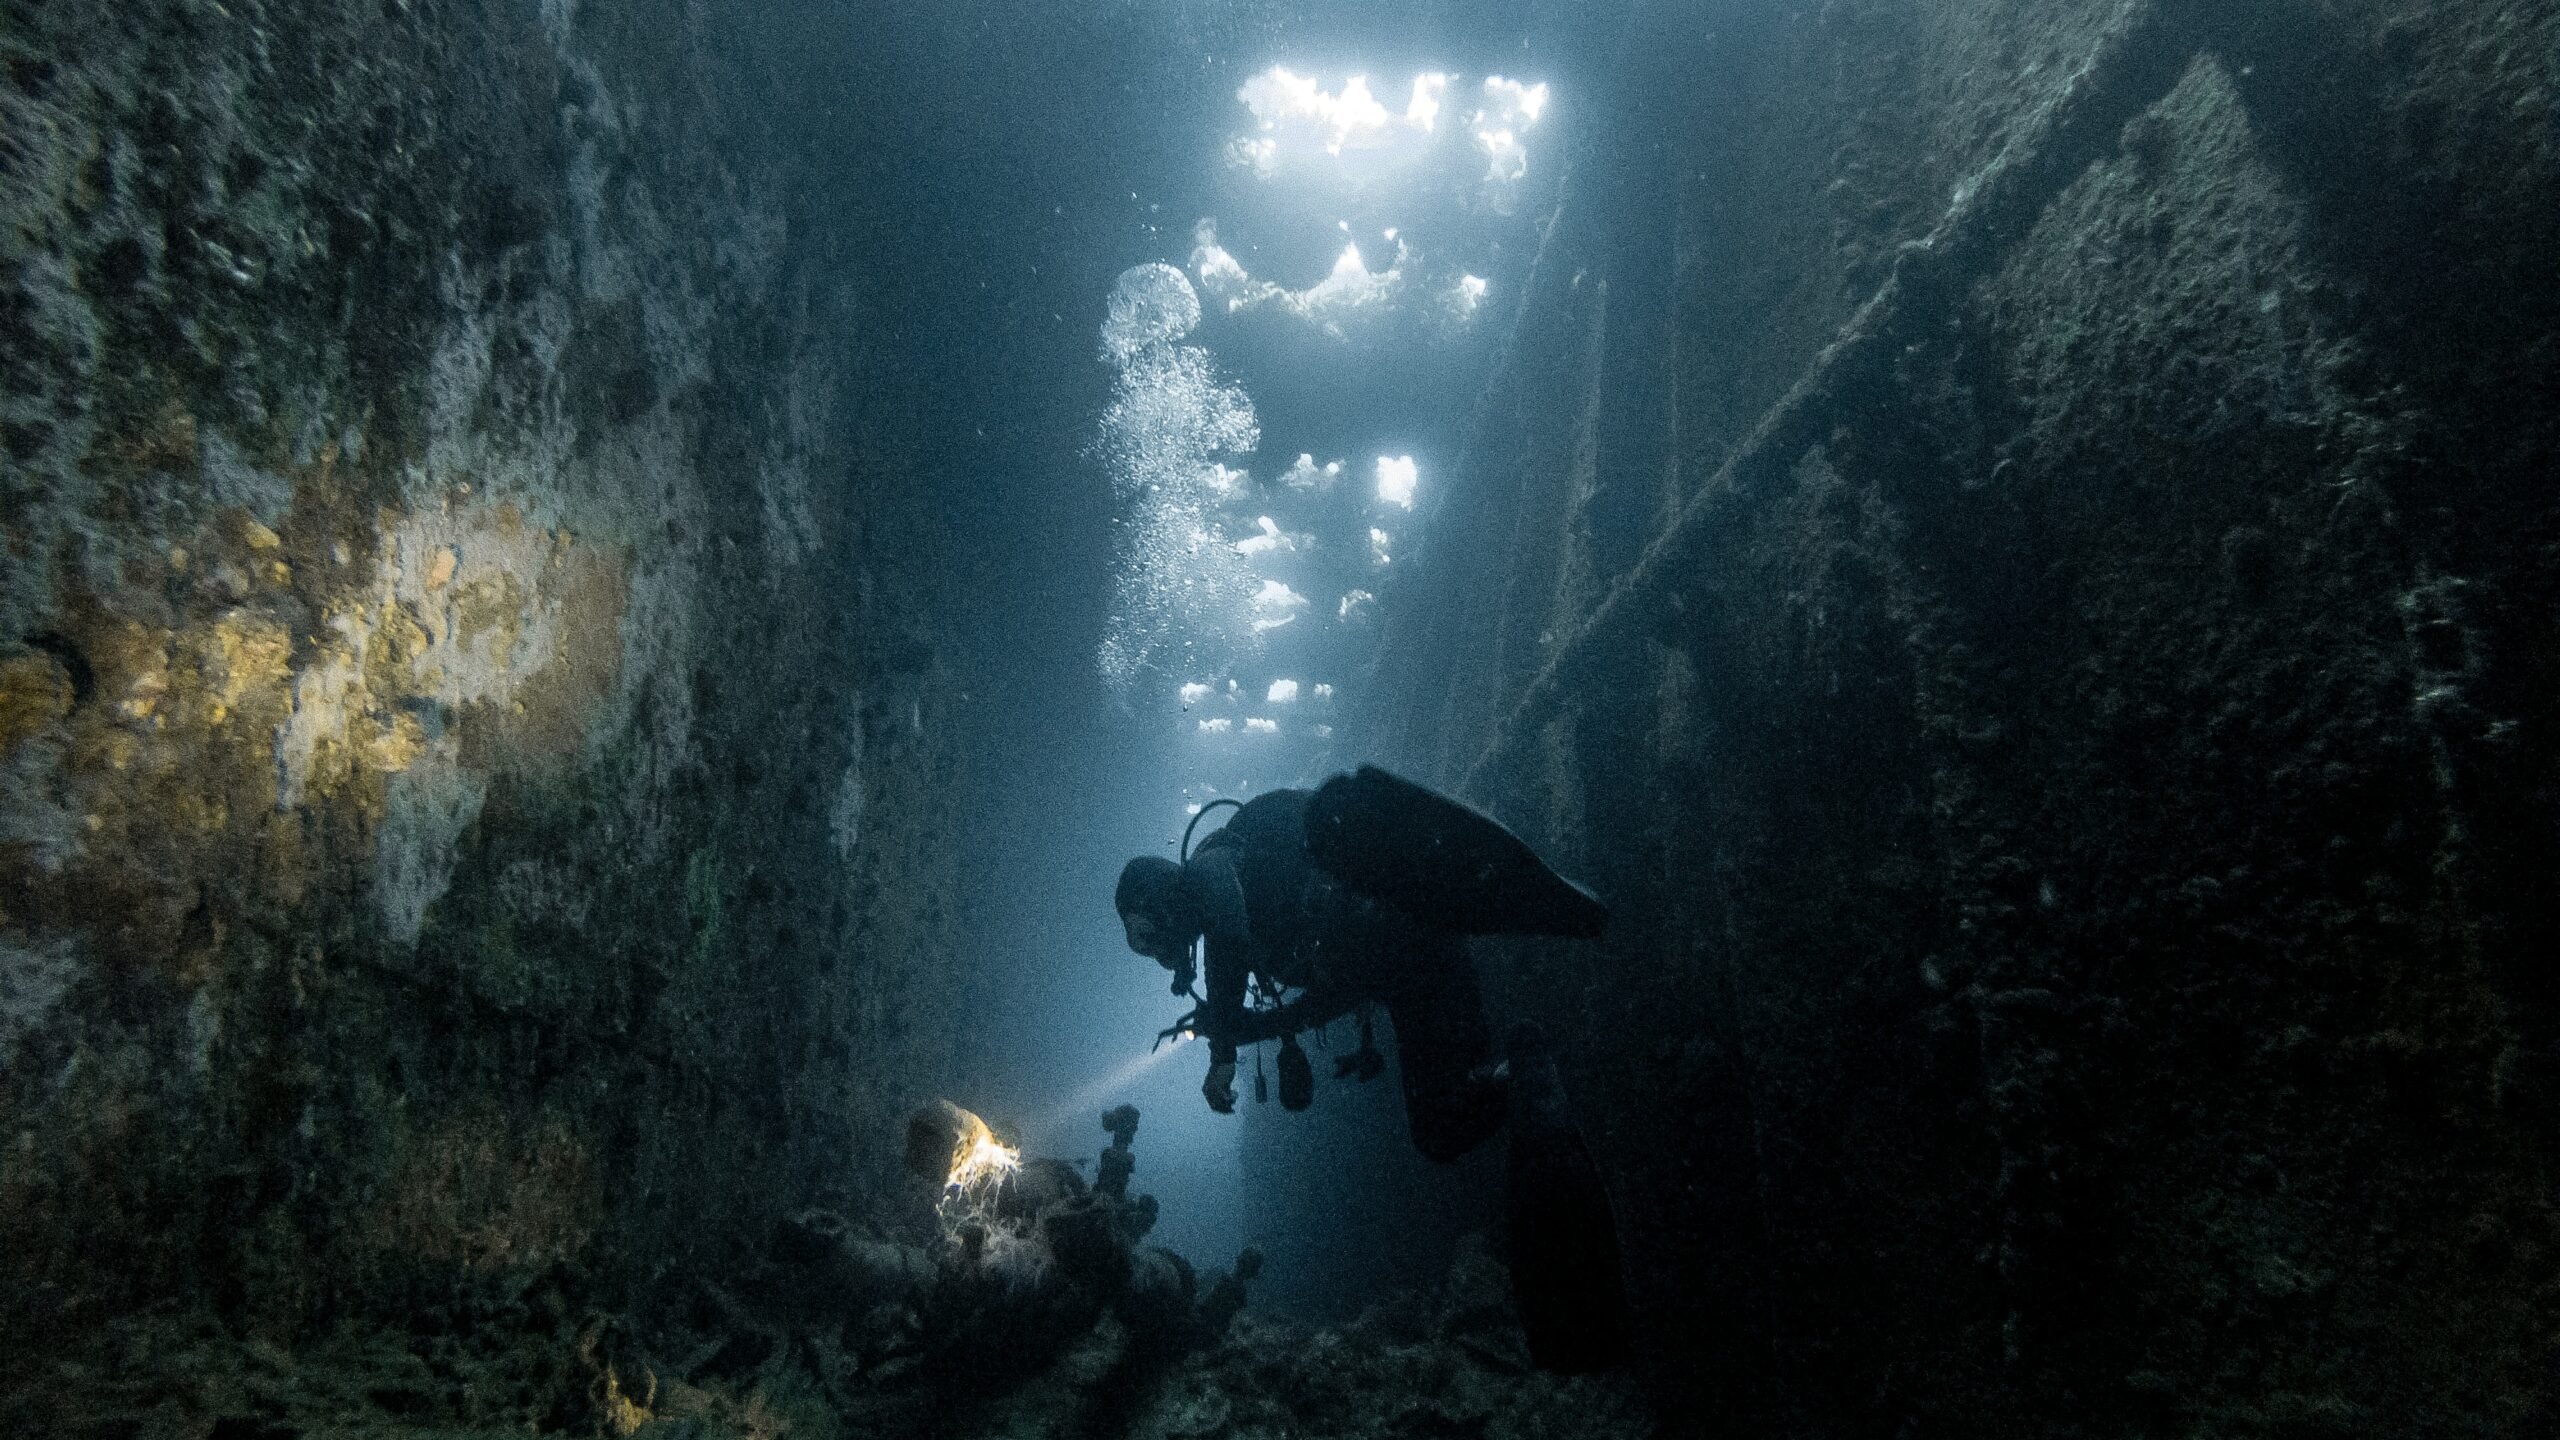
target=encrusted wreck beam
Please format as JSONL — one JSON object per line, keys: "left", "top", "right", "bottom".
{"left": 1461, "top": 0, "right": 2208, "bottom": 798}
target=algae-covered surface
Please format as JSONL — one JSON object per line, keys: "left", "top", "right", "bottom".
{"left": 13, "top": 1234, "right": 1644, "bottom": 1440}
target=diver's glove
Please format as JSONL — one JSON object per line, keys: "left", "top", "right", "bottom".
{"left": 1202, "top": 1061, "right": 1238, "bottom": 1114}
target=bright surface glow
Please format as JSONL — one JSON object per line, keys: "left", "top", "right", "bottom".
{"left": 1404, "top": 73, "right": 1448, "bottom": 131}
{"left": 1245, "top": 717, "right": 1280, "bottom": 735}
{"left": 1179, "top": 682, "right": 1212, "bottom": 705}
{"left": 1339, "top": 589, "right": 1375, "bottom": 622}
{"left": 1233, "top": 67, "right": 1451, "bottom": 170}
{"left": 1267, "top": 679, "right": 1300, "bottom": 704}
{"left": 1251, "top": 579, "right": 1309, "bottom": 632}
{"left": 1200, "top": 717, "right": 1233, "bottom": 734}
{"left": 1487, "top": 75, "right": 1548, "bottom": 122}
{"left": 1369, "top": 528, "right": 1393, "bottom": 566}
{"left": 1193, "top": 220, "right": 1403, "bottom": 334}
{"left": 1305, "top": 244, "right": 1394, "bottom": 316}
{"left": 1376, "top": 455, "right": 1418, "bottom": 509}
{"left": 1471, "top": 77, "right": 1550, "bottom": 186}
{"left": 1446, "top": 273, "right": 1490, "bottom": 324}
{"left": 1282, "top": 454, "right": 1343, "bottom": 490}
{"left": 1235, "top": 516, "right": 1299, "bottom": 557}
{"left": 1313, "top": 683, "right": 1335, "bottom": 702}
{"left": 1202, "top": 463, "right": 1248, "bottom": 497}
{"left": 1313, "top": 723, "right": 1335, "bottom": 739}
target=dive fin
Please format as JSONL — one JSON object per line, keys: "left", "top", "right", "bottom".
{"left": 1503, "top": 1022, "right": 1632, "bottom": 1374}
{"left": 1305, "top": 766, "right": 1608, "bottom": 938}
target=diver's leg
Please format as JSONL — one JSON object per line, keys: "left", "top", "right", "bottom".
{"left": 1381, "top": 935, "right": 1506, "bottom": 1163}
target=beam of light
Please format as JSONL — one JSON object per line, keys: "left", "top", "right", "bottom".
{"left": 1028, "top": 1031, "right": 1194, "bottom": 1137}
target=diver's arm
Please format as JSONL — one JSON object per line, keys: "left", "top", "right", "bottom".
{"left": 1194, "top": 934, "right": 1245, "bottom": 1113}
{"left": 1187, "top": 848, "right": 1253, "bottom": 1067}
{"left": 1200, "top": 932, "right": 1247, "bottom": 1068}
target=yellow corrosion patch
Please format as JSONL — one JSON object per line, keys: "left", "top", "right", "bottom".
{"left": 199, "top": 611, "right": 293, "bottom": 729}
{"left": 7, "top": 605, "right": 307, "bottom": 971}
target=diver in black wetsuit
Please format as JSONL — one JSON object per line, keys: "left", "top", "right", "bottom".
{"left": 1113, "top": 766, "right": 1631, "bottom": 1373}
{"left": 1116, "top": 767, "right": 1611, "bottom": 1158}
{"left": 1116, "top": 786, "right": 1499, "bottom": 1159}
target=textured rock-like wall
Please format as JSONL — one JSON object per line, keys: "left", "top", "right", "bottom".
{"left": 1, "top": 0, "right": 964, "bottom": 1381}
{"left": 1368, "top": 0, "right": 2560, "bottom": 1432}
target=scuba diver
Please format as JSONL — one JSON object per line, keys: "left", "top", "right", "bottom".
{"left": 1113, "top": 764, "right": 1630, "bottom": 1372}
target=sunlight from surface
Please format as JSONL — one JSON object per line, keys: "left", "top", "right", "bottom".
{"left": 1251, "top": 579, "right": 1309, "bottom": 631}
{"left": 1376, "top": 455, "right": 1418, "bottom": 509}
{"left": 1471, "top": 77, "right": 1550, "bottom": 186}
{"left": 1267, "top": 679, "right": 1300, "bottom": 704}
{"left": 1232, "top": 67, "right": 1451, "bottom": 171}
{"left": 1236, "top": 516, "right": 1299, "bottom": 556}
{"left": 1447, "top": 273, "right": 1491, "bottom": 322}
{"left": 1282, "top": 454, "right": 1343, "bottom": 491}
{"left": 1192, "top": 221, "right": 1402, "bottom": 333}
